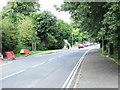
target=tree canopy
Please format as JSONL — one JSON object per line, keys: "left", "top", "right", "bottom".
{"left": 1, "top": 1, "right": 73, "bottom": 54}
{"left": 59, "top": 2, "right": 120, "bottom": 48}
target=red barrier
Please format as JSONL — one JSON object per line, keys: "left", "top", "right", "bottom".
{"left": 2, "top": 58, "right": 4, "bottom": 61}
{"left": 24, "top": 50, "right": 30, "bottom": 55}
{"left": 6, "top": 52, "right": 15, "bottom": 60}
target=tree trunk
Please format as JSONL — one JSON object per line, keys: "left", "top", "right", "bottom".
{"left": 104, "top": 40, "right": 108, "bottom": 51}
{"left": 118, "top": 47, "right": 120, "bottom": 59}
{"left": 108, "top": 43, "right": 114, "bottom": 56}
{"left": 99, "top": 40, "right": 102, "bottom": 48}
{"left": 102, "top": 37, "right": 104, "bottom": 54}
{"left": 41, "top": 40, "right": 45, "bottom": 46}
{"left": 32, "top": 42, "right": 36, "bottom": 51}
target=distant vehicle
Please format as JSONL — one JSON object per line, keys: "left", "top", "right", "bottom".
{"left": 87, "top": 43, "right": 94, "bottom": 46}
{"left": 84, "top": 44, "right": 88, "bottom": 47}
{"left": 0, "top": 52, "right": 4, "bottom": 60}
{"left": 94, "top": 43, "right": 98, "bottom": 45}
{"left": 78, "top": 44, "right": 85, "bottom": 49}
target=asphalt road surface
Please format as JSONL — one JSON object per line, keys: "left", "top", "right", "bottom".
{"left": 0, "top": 47, "right": 93, "bottom": 88}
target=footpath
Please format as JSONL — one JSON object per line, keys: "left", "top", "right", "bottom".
{"left": 74, "top": 49, "right": 118, "bottom": 88}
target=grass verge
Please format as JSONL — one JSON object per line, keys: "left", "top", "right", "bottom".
{"left": 15, "top": 49, "right": 59, "bottom": 57}
{"left": 98, "top": 48, "right": 120, "bottom": 65}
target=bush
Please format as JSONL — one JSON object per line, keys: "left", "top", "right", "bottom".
{"left": 13, "top": 43, "right": 31, "bottom": 54}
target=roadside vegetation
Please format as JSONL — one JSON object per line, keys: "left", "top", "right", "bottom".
{"left": 0, "top": 1, "right": 91, "bottom": 57}
{"left": 0, "top": 1, "right": 73, "bottom": 56}
{"left": 1, "top": 1, "right": 119, "bottom": 62}
{"left": 14, "top": 50, "right": 57, "bottom": 57}
{"left": 57, "top": 2, "right": 120, "bottom": 63}
{"left": 99, "top": 48, "right": 120, "bottom": 64}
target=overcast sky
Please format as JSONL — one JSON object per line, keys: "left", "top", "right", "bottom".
{"left": 0, "top": 0, "right": 71, "bottom": 23}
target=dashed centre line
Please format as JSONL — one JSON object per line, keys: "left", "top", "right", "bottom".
{"left": 48, "top": 58, "right": 55, "bottom": 61}
{"left": 32, "top": 64, "right": 41, "bottom": 68}
{"left": 0, "top": 69, "right": 25, "bottom": 80}
{"left": 40, "top": 62, "right": 45, "bottom": 65}
{"left": 32, "top": 62, "right": 45, "bottom": 68}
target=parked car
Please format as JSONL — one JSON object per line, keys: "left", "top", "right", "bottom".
{"left": 0, "top": 52, "right": 4, "bottom": 60}
{"left": 84, "top": 44, "right": 88, "bottom": 47}
{"left": 78, "top": 44, "right": 85, "bottom": 49}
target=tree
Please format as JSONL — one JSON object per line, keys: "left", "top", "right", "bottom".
{"left": 54, "top": 20, "right": 72, "bottom": 48}
{"left": 1, "top": 18, "right": 18, "bottom": 53}
{"left": 1, "top": 1, "right": 73, "bottom": 53}
{"left": 17, "top": 17, "right": 35, "bottom": 45}
{"left": 59, "top": 2, "right": 120, "bottom": 58}
{"left": 30, "top": 11, "right": 58, "bottom": 50}
{"left": 1, "top": 1, "right": 40, "bottom": 53}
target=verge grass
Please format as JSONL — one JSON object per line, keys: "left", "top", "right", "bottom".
{"left": 98, "top": 48, "right": 120, "bottom": 64}
{"left": 15, "top": 49, "right": 58, "bottom": 57}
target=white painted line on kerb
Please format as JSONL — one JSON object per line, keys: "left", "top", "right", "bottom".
{"left": 62, "top": 48, "right": 93, "bottom": 88}
{"left": 0, "top": 69, "right": 25, "bottom": 80}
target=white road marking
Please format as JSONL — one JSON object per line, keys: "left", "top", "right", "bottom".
{"left": 62, "top": 48, "right": 93, "bottom": 88}
{"left": 0, "top": 69, "right": 25, "bottom": 80}
{"left": 32, "top": 62, "right": 45, "bottom": 68}
{"left": 0, "top": 61, "right": 13, "bottom": 67}
{"left": 48, "top": 58, "right": 55, "bottom": 61}
{"left": 40, "top": 62, "right": 45, "bottom": 65}
{"left": 32, "top": 64, "right": 41, "bottom": 68}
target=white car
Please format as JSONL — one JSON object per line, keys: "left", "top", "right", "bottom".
{"left": 0, "top": 52, "right": 4, "bottom": 60}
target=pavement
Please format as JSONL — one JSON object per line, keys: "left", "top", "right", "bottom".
{"left": 74, "top": 49, "right": 118, "bottom": 88}
{"left": 0, "top": 46, "right": 93, "bottom": 88}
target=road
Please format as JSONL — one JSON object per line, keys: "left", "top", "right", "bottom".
{"left": 0, "top": 47, "right": 93, "bottom": 88}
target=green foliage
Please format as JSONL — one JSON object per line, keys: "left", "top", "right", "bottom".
{"left": 59, "top": 2, "right": 120, "bottom": 48}
{"left": 31, "top": 12, "right": 72, "bottom": 50}
{"left": 1, "top": 1, "right": 73, "bottom": 54}
{"left": 17, "top": 16, "right": 35, "bottom": 45}
{"left": 101, "top": 3, "right": 120, "bottom": 47}
{"left": 30, "top": 11, "right": 57, "bottom": 49}
{"left": 1, "top": 1, "right": 40, "bottom": 53}
{"left": 1, "top": 18, "right": 18, "bottom": 53}
{"left": 13, "top": 42, "right": 31, "bottom": 54}
{"left": 72, "top": 28, "right": 89, "bottom": 44}
{"left": 55, "top": 20, "right": 72, "bottom": 47}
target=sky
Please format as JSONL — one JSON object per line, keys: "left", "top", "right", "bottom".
{"left": 0, "top": 0, "right": 71, "bottom": 23}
